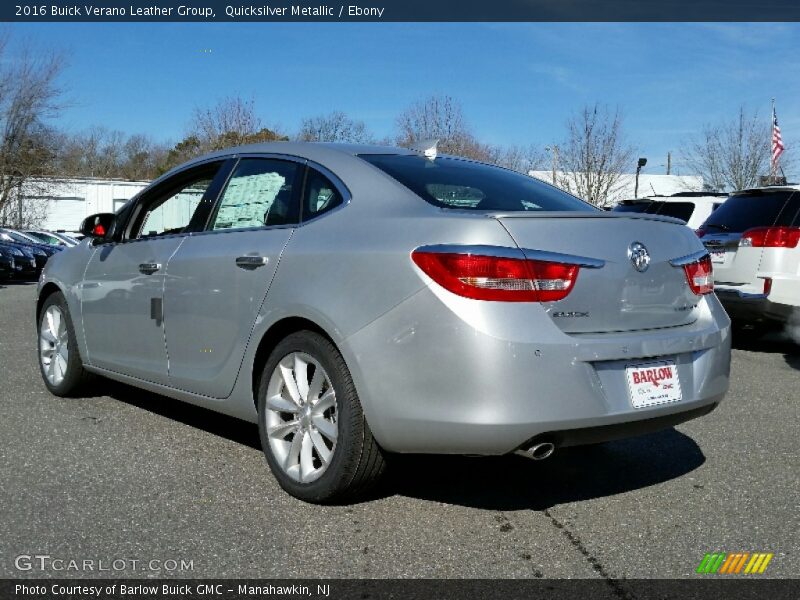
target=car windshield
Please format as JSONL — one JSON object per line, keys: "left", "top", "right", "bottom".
{"left": 701, "top": 190, "right": 798, "bottom": 233}
{"left": 360, "top": 154, "right": 597, "bottom": 212}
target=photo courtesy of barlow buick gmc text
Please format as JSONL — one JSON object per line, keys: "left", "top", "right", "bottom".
{"left": 0, "top": 2, "right": 798, "bottom": 600}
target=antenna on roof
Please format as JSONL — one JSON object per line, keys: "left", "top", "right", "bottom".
{"left": 409, "top": 138, "right": 439, "bottom": 161}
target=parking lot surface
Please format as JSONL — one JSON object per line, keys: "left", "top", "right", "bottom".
{"left": 0, "top": 281, "right": 797, "bottom": 579}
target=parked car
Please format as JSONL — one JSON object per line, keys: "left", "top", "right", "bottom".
{"left": 613, "top": 192, "right": 728, "bottom": 230}
{"left": 24, "top": 230, "right": 77, "bottom": 247}
{"left": 0, "top": 242, "right": 38, "bottom": 279}
{"left": 0, "top": 228, "right": 60, "bottom": 272}
{"left": 0, "top": 246, "right": 15, "bottom": 280}
{"left": 36, "top": 142, "right": 731, "bottom": 503}
{"left": 697, "top": 186, "right": 800, "bottom": 329}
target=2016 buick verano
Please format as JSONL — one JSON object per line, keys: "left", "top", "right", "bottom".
{"left": 36, "top": 142, "right": 731, "bottom": 502}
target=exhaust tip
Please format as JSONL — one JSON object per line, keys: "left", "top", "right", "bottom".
{"left": 517, "top": 440, "right": 556, "bottom": 461}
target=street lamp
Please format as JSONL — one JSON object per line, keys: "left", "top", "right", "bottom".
{"left": 634, "top": 157, "right": 647, "bottom": 198}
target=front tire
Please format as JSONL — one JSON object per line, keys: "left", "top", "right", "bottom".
{"left": 257, "top": 331, "right": 385, "bottom": 503}
{"left": 38, "top": 292, "right": 92, "bottom": 396}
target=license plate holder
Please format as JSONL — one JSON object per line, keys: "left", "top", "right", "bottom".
{"left": 625, "top": 360, "right": 682, "bottom": 409}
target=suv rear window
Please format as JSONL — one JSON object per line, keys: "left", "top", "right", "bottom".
{"left": 613, "top": 200, "right": 695, "bottom": 222}
{"left": 701, "top": 190, "right": 798, "bottom": 233}
{"left": 360, "top": 154, "right": 596, "bottom": 213}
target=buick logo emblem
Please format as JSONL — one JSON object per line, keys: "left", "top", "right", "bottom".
{"left": 628, "top": 241, "right": 650, "bottom": 272}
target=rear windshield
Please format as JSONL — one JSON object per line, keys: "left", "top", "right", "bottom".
{"left": 613, "top": 200, "right": 695, "bottom": 222}
{"left": 701, "top": 191, "right": 799, "bottom": 233}
{"left": 360, "top": 154, "right": 597, "bottom": 213}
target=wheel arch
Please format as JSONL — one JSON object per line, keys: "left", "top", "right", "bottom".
{"left": 36, "top": 282, "right": 66, "bottom": 322}
{"left": 250, "top": 316, "right": 336, "bottom": 409}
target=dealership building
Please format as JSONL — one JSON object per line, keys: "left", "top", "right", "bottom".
{"left": 1, "top": 177, "right": 149, "bottom": 233}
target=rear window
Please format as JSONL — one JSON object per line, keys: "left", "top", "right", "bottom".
{"left": 360, "top": 154, "right": 596, "bottom": 213}
{"left": 613, "top": 200, "right": 694, "bottom": 222}
{"left": 701, "top": 191, "right": 798, "bottom": 233}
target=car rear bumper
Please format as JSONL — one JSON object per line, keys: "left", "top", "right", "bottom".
{"left": 714, "top": 287, "right": 795, "bottom": 325}
{"left": 345, "top": 285, "right": 731, "bottom": 455}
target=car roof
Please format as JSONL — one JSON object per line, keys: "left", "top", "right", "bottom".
{"left": 185, "top": 141, "right": 415, "bottom": 166}
{"left": 731, "top": 185, "right": 800, "bottom": 195}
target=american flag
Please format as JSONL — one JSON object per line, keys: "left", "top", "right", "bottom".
{"left": 772, "top": 106, "right": 785, "bottom": 173}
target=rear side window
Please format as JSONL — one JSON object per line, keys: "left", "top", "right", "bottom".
{"left": 702, "top": 191, "right": 795, "bottom": 233}
{"left": 360, "top": 154, "right": 596, "bottom": 212}
{"left": 302, "top": 168, "right": 343, "bottom": 221}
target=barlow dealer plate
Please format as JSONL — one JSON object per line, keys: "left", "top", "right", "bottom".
{"left": 625, "top": 360, "right": 682, "bottom": 408}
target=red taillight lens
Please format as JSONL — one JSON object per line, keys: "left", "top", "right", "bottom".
{"left": 682, "top": 255, "right": 713, "bottom": 295}
{"left": 740, "top": 226, "right": 800, "bottom": 248}
{"left": 411, "top": 251, "right": 579, "bottom": 302}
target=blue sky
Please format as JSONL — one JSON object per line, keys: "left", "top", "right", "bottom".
{"left": 8, "top": 22, "right": 800, "bottom": 176}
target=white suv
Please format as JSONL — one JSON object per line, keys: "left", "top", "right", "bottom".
{"left": 612, "top": 192, "right": 727, "bottom": 229}
{"left": 697, "top": 186, "right": 800, "bottom": 328}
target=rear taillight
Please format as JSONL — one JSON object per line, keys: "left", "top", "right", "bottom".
{"left": 739, "top": 226, "right": 800, "bottom": 248}
{"left": 411, "top": 251, "right": 579, "bottom": 302}
{"left": 682, "top": 255, "right": 713, "bottom": 295}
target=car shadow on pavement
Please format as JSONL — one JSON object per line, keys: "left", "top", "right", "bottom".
{"left": 100, "top": 379, "right": 262, "bottom": 451}
{"left": 731, "top": 330, "right": 800, "bottom": 371}
{"left": 380, "top": 428, "right": 705, "bottom": 511}
{"left": 92, "top": 380, "right": 706, "bottom": 511}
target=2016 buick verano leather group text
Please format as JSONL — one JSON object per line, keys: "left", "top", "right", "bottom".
{"left": 36, "top": 142, "right": 731, "bottom": 502}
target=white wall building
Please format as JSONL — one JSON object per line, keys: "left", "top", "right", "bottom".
{"left": 529, "top": 171, "right": 705, "bottom": 206}
{"left": 5, "top": 177, "right": 150, "bottom": 233}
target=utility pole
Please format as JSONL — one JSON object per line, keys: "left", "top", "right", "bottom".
{"left": 666, "top": 152, "right": 672, "bottom": 175}
{"left": 546, "top": 145, "right": 559, "bottom": 185}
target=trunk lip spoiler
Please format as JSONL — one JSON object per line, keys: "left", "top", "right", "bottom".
{"left": 669, "top": 249, "right": 710, "bottom": 267}
{"left": 413, "top": 244, "right": 605, "bottom": 269}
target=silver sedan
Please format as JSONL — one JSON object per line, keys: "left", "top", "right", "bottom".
{"left": 36, "top": 142, "right": 731, "bottom": 502}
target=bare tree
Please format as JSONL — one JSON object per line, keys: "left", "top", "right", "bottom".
{"left": 556, "top": 104, "right": 634, "bottom": 206}
{"left": 488, "top": 143, "right": 545, "bottom": 174}
{"left": 395, "top": 94, "right": 493, "bottom": 161}
{"left": 0, "top": 37, "right": 66, "bottom": 227}
{"left": 160, "top": 95, "right": 287, "bottom": 170}
{"left": 297, "top": 110, "right": 374, "bottom": 143}
{"left": 683, "top": 107, "right": 775, "bottom": 191}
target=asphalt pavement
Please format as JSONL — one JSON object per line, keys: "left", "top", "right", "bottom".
{"left": 0, "top": 281, "right": 797, "bottom": 580}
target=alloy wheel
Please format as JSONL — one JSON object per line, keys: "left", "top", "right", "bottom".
{"left": 265, "top": 352, "right": 338, "bottom": 483}
{"left": 40, "top": 305, "right": 69, "bottom": 386}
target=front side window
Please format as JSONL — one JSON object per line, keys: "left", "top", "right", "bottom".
{"left": 360, "top": 154, "right": 596, "bottom": 212}
{"left": 131, "top": 167, "right": 219, "bottom": 240}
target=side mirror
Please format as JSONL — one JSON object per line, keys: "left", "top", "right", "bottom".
{"left": 79, "top": 213, "right": 116, "bottom": 240}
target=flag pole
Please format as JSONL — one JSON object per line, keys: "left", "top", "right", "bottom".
{"left": 771, "top": 97, "right": 776, "bottom": 184}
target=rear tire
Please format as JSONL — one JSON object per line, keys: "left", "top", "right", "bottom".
{"left": 257, "top": 331, "right": 385, "bottom": 503}
{"left": 38, "top": 292, "right": 93, "bottom": 397}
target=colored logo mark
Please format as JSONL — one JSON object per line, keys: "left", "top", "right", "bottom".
{"left": 696, "top": 552, "right": 774, "bottom": 574}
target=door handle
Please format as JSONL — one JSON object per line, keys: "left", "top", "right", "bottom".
{"left": 138, "top": 262, "right": 161, "bottom": 274}
{"left": 235, "top": 256, "right": 268, "bottom": 269}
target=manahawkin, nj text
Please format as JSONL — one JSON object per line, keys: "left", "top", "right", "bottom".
{"left": 16, "top": 4, "right": 386, "bottom": 19}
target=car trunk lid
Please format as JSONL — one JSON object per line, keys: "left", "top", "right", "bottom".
{"left": 497, "top": 213, "right": 705, "bottom": 333}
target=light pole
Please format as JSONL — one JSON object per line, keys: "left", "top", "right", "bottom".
{"left": 545, "top": 145, "right": 559, "bottom": 185}
{"left": 634, "top": 157, "right": 647, "bottom": 198}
